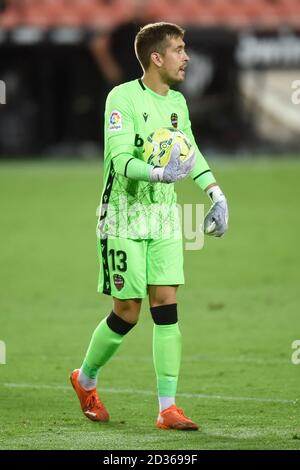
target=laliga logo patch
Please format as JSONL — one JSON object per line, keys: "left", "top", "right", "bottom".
{"left": 113, "top": 274, "right": 125, "bottom": 291}
{"left": 171, "top": 113, "right": 178, "bottom": 128}
{"left": 109, "top": 110, "right": 122, "bottom": 131}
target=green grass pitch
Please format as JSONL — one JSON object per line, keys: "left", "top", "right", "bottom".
{"left": 0, "top": 158, "right": 299, "bottom": 450}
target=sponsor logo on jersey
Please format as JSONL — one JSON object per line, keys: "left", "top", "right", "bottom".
{"left": 113, "top": 274, "right": 125, "bottom": 290}
{"left": 109, "top": 110, "right": 122, "bottom": 131}
{"left": 171, "top": 113, "right": 178, "bottom": 128}
{"left": 134, "top": 134, "right": 144, "bottom": 147}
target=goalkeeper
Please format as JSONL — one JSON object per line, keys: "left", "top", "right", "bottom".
{"left": 70, "top": 22, "right": 228, "bottom": 430}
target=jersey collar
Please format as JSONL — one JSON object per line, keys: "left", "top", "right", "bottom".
{"left": 138, "top": 79, "right": 170, "bottom": 100}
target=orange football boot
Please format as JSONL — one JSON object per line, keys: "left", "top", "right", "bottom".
{"left": 70, "top": 369, "right": 109, "bottom": 422}
{"left": 156, "top": 405, "right": 199, "bottom": 430}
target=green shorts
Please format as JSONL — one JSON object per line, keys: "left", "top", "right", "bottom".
{"left": 97, "top": 236, "right": 184, "bottom": 299}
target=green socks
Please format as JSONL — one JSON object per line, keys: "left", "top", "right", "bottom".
{"left": 80, "top": 304, "right": 182, "bottom": 404}
{"left": 153, "top": 322, "right": 182, "bottom": 396}
{"left": 151, "top": 304, "right": 181, "bottom": 398}
{"left": 81, "top": 311, "right": 136, "bottom": 379}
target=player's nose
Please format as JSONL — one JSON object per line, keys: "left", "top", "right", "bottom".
{"left": 184, "top": 51, "right": 190, "bottom": 62}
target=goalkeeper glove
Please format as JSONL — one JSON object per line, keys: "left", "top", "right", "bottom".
{"left": 204, "top": 186, "right": 229, "bottom": 237}
{"left": 150, "top": 143, "right": 195, "bottom": 183}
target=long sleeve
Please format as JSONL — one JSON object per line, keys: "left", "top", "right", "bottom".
{"left": 105, "top": 88, "right": 153, "bottom": 181}
{"left": 112, "top": 152, "right": 152, "bottom": 181}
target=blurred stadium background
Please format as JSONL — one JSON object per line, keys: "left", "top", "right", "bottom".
{"left": 1, "top": 0, "right": 300, "bottom": 451}
{"left": 0, "top": 0, "right": 300, "bottom": 157}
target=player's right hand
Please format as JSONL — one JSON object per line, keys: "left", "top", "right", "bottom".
{"left": 150, "top": 143, "right": 196, "bottom": 183}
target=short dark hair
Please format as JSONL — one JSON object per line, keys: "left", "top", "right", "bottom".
{"left": 135, "top": 22, "right": 185, "bottom": 70}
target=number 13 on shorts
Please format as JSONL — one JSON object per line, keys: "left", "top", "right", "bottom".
{"left": 97, "top": 236, "right": 184, "bottom": 299}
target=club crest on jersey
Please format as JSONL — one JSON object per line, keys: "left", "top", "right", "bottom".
{"left": 171, "top": 113, "right": 178, "bottom": 128}
{"left": 109, "top": 110, "right": 122, "bottom": 131}
{"left": 113, "top": 274, "right": 125, "bottom": 290}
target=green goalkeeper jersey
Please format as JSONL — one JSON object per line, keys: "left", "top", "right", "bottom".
{"left": 98, "top": 79, "right": 215, "bottom": 240}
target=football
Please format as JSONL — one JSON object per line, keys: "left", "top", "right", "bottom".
{"left": 143, "top": 127, "right": 194, "bottom": 167}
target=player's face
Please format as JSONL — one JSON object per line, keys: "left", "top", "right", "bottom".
{"left": 160, "top": 37, "right": 190, "bottom": 85}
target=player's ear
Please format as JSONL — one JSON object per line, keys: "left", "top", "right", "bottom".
{"left": 151, "top": 52, "right": 163, "bottom": 67}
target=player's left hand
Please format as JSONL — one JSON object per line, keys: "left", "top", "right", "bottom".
{"left": 204, "top": 200, "right": 228, "bottom": 237}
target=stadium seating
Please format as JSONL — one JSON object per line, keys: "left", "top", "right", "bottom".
{"left": 0, "top": 0, "right": 300, "bottom": 29}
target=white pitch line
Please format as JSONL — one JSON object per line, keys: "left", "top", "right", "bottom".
{"left": 182, "top": 356, "right": 291, "bottom": 366}
{"left": 1, "top": 382, "right": 296, "bottom": 404}
{"left": 39, "top": 355, "right": 291, "bottom": 366}
{"left": 112, "top": 355, "right": 291, "bottom": 366}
